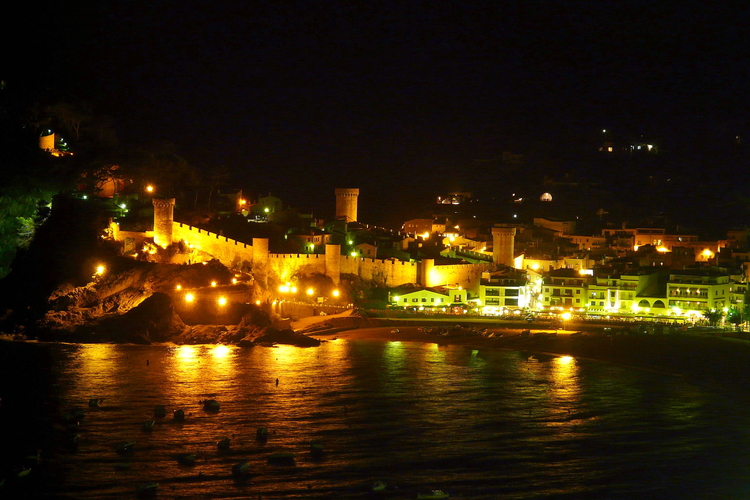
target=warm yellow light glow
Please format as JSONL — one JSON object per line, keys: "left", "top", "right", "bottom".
{"left": 175, "top": 284, "right": 182, "bottom": 290}
{"left": 306, "top": 287, "right": 314, "bottom": 296}
{"left": 332, "top": 289, "right": 340, "bottom": 298}
{"left": 393, "top": 295, "right": 400, "bottom": 302}
{"left": 531, "top": 263, "right": 540, "bottom": 270}
{"left": 656, "top": 246, "right": 669, "bottom": 252}
{"left": 95, "top": 265, "right": 106, "bottom": 276}
{"left": 290, "top": 286, "right": 297, "bottom": 293}
{"left": 255, "top": 300, "right": 261, "bottom": 306}
{"left": 422, "top": 232, "right": 430, "bottom": 239}
{"left": 146, "top": 185, "right": 154, "bottom": 193}
{"left": 185, "top": 293, "right": 195, "bottom": 302}
{"left": 561, "top": 312, "right": 572, "bottom": 321}
{"left": 232, "top": 278, "right": 237, "bottom": 284}
{"left": 212, "top": 344, "right": 230, "bottom": 358}
{"left": 702, "top": 249, "right": 713, "bottom": 258}
{"left": 239, "top": 198, "right": 246, "bottom": 205}
{"left": 279, "top": 284, "right": 290, "bottom": 293}
{"left": 217, "top": 297, "right": 227, "bottom": 306}
{"left": 211, "top": 281, "right": 217, "bottom": 287}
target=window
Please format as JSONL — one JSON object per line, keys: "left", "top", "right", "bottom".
{"left": 454, "top": 295, "right": 462, "bottom": 302}
{"left": 421, "top": 298, "right": 427, "bottom": 302}
{"left": 412, "top": 298, "right": 418, "bottom": 303}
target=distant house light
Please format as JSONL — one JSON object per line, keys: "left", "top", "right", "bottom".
{"left": 540, "top": 193, "right": 552, "bottom": 202}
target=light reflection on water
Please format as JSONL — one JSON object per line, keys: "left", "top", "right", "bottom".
{"left": 1, "top": 339, "right": 750, "bottom": 499}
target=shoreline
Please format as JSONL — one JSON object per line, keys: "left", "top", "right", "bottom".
{"left": 308, "top": 324, "right": 750, "bottom": 388}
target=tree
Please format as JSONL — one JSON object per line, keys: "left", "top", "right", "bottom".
{"left": 727, "top": 307, "right": 743, "bottom": 331}
{"left": 206, "top": 166, "right": 230, "bottom": 210}
{"left": 702, "top": 308, "right": 723, "bottom": 327}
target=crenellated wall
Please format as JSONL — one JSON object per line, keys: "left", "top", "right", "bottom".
{"left": 172, "top": 222, "right": 256, "bottom": 267}
{"left": 339, "top": 255, "right": 419, "bottom": 286}
{"left": 114, "top": 220, "right": 490, "bottom": 289}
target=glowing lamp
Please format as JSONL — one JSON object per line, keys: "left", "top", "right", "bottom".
{"left": 95, "top": 265, "right": 106, "bottom": 276}
{"left": 146, "top": 185, "right": 154, "bottom": 193}
{"left": 185, "top": 293, "right": 195, "bottom": 303}
{"left": 332, "top": 289, "right": 340, "bottom": 298}
{"left": 306, "top": 288, "right": 314, "bottom": 296}
{"left": 217, "top": 297, "right": 227, "bottom": 306}
{"left": 211, "top": 281, "right": 217, "bottom": 287}
{"left": 175, "top": 284, "right": 182, "bottom": 291}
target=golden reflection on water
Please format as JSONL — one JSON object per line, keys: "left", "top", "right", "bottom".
{"left": 163, "top": 344, "right": 237, "bottom": 401}
{"left": 545, "top": 355, "right": 583, "bottom": 425}
{"left": 72, "top": 344, "right": 121, "bottom": 399}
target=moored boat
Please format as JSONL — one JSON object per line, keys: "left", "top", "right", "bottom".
{"left": 267, "top": 451, "right": 296, "bottom": 465}
{"left": 177, "top": 453, "right": 196, "bottom": 466}
{"left": 372, "top": 480, "right": 387, "bottom": 492}
{"left": 310, "top": 440, "right": 324, "bottom": 457}
{"left": 115, "top": 441, "right": 135, "bottom": 454}
{"left": 153, "top": 405, "right": 166, "bottom": 417}
{"left": 231, "top": 460, "right": 251, "bottom": 477}
{"left": 217, "top": 437, "right": 231, "bottom": 450}
{"left": 142, "top": 419, "right": 155, "bottom": 432}
{"left": 417, "top": 490, "right": 449, "bottom": 499}
{"left": 173, "top": 409, "right": 185, "bottom": 421}
{"left": 136, "top": 482, "right": 158, "bottom": 497}
{"left": 202, "top": 399, "right": 220, "bottom": 411}
{"left": 256, "top": 427, "right": 269, "bottom": 441}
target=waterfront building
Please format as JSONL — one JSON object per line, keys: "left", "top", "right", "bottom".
{"left": 667, "top": 269, "right": 731, "bottom": 315}
{"left": 478, "top": 270, "right": 530, "bottom": 315}
{"left": 390, "top": 286, "right": 469, "bottom": 311}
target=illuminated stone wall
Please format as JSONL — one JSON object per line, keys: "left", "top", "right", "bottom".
{"left": 148, "top": 221, "right": 490, "bottom": 289}
{"left": 339, "top": 255, "right": 418, "bottom": 286}
{"left": 172, "top": 222, "right": 255, "bottom": 267}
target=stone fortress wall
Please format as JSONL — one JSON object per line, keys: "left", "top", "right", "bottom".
{"left": 111, "top": 189, "right": 498, "bottom": 290}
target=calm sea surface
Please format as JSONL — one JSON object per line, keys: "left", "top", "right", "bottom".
{"left": 1, "top": 337, "right": 749, "bottom": 499}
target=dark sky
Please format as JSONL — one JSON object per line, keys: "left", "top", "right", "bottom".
{"left": 14, "top": 1, "right": 750, "bottom": 225}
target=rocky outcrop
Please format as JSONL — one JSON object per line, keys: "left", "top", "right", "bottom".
{"left": 30, "top": 258, "right": 320, "bottom": 347}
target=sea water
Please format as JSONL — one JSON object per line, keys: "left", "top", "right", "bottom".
{"left": 1, "top": 338, "right": 749, "bottom": 499}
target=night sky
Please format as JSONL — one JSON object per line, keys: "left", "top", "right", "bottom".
{"left": 14, "top": 1, "right": 750, "bottom": 227}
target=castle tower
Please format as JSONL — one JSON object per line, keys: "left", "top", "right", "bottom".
{"left": 335, "top": 188, "right": 359, "bottom": 222}
{"left": 492, "top": 226, "right": 517, "bottom": 268}
{"left": 420, "top": 258, "right": 436, "bottom": 287}
{"left": 152, "top": 198, "right": 176, "bottom": 248}
{"left": 252, "top": 237, "right": 269, "bottom": 267}
{"left": 325, "top": 244, "right": 341, "bottom": 285}
{"left": 39, "top": 131, "right": 55, "bottom": 151}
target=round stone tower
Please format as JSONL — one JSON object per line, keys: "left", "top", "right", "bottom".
{"left": 492, "top": 226, "right": 517, "bottom": 268}
{"left": 152, "top": 198, "right": 176, "bottom": 248}
{"left": 335, "top": 188, "right": 359, "bottom": 222}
